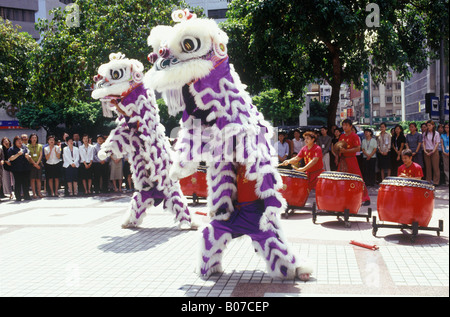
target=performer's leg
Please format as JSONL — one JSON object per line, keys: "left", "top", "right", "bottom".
{"left": 163, "top": 182, "right": 195, "bottom": 229}
{"left": 240, "top": 201, "right": 313, "bottom": 280}
{"left": 198, "top": 220, "right": 233, "bottom": 278}
{"left": 121, "top": 190, "right": 159, "bottom": 228}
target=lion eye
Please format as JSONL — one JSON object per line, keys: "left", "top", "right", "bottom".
{"left": 110, "top": 68, "right": 124, "bottom": 80}
{"left": 181, "top": 36, "right": 200, "bottom": 53}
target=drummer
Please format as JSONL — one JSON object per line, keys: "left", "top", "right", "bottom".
{"left": 337, "top": 119, "right": 371, "bottom": 206}
{"left": 280, "top": 131, "right": 324, "bottom": 190}
{"left": 398, "top": 149, "right": 424, "bottom": 180}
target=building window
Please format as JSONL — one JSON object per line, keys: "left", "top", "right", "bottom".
{"left": 373, "top": 96, "right": 380, "bottom": 104}
{"left": 373, "top": 110, "right": 378, "bottom": 117}
{"left": 208, "top": 9, "right": 228, "bottom": 19}
{"left": 395, "top": 95, "right": 401, "bottom": 104}
{"left": 396, "top": 109, "right": 402, "bottom": 116}
{"left": 0, "top": 7, "right": 35, "bottom": 22}
{"left": 386, "top": 83, "right": 392, "bottom": 90}
{"left": 386, "top": 96, "right": 393, "bottom": 103}
{"left": 386, "top": 109, "right": 393, "bottom": 115}
{"left": 395, "top": 83, "right": 401, "bottom": 90}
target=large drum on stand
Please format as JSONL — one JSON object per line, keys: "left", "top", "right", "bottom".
{"left": 179, "top": 165, "right": 208, "bottom": 204}
{"left": 278, "top": 168, "right": 309, "bottom": 210}
{"left": 373, "top": 177, "right": 442, "bottom": 242}
{"left": 314, "top": 171, "right": 370, "bottom": 226}
{"left": 316, "top": 171, "right": 364, "bottom": 214}
{"left": 377, "top": 177, "right": 434, "bottom": 227}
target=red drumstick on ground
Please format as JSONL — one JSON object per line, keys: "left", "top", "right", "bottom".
{"left": 195, "top": 211, "right": 207, "bottom": 216}
{"left": 350, "top": 240, "right": 379, "bottom": 251}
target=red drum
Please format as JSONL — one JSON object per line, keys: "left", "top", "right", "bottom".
{"left": 377, "top": 177, "right": 434, "bottom": 227}
{"left": 179, "top": 166, "right": 208, "bottom": 198}
{"left": 315, "top": 171, "right": 364, "bottom": 214}
{"left": 278, "top": 168, "right": 309, "bottom": 208}
{"left": 236, "top": 165, "right": 258, "bottom": 203}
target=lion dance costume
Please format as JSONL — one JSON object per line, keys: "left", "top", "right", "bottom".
{"left": 144, "top": 10, "right": 313, "bottom": 280}
{"left": 92, "top": 53, "right": 195, "bottom": 230}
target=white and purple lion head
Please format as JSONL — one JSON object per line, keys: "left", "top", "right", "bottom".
{"left": 92, "top": 52, "right": 145, "bottom": 117}
{"left": 144, "top": 9, "right": 229, "bottom": 93}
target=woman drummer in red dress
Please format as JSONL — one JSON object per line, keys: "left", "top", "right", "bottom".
{"left": 397, "top": 149, "right": 424, "bottom": 180}
{"left": 281, "top": 131, "right": 324, "bottom": 190}
{"left": 336, "top": 119, "right": 371, "bottom": 205}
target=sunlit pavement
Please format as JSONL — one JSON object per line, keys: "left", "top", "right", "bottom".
{"left": 0, "top": 185, "right": 448, "bottom": 297}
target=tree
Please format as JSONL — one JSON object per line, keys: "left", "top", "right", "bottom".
{"left": 28, "top": 0, "right": 202, "bottom": 106}
{"left": 252, "top": 89, "right": 303, "bottom": 126}
{"left": 223, "top": 0, "right": 449, "bottom": 128}
{"left": 157, "top": 98, "right": 182, "bottom": 137}
{"left": 308, "top": 100, "right": 328, "bottom": 126}
{"left": 0, "top": 17, "right": 39, "bottom": 108}
{"left": 17, "top": 0, "right": 203, "bottom": 135}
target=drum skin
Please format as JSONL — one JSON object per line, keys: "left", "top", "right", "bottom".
{"left": 278, "top": 169, "right": 309, "bottom": 207}
{"left": 179, "top": 166, "right": 208, "bottom": 198}
{"left": 377, "top": 177, "right": 434, "bottom": 227}
{"left": 315, "top": 171, "right": 364, "bottom": 214}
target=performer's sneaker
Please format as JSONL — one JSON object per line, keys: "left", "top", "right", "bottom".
{"left": 362, "top": 200, "right": 371, "bottom": 206}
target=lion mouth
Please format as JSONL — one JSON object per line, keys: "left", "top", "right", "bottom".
{"left": 153, "top": 49, "right": 215, "bottom": 72}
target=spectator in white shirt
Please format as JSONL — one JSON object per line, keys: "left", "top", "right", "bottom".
{"left": 44, "top": 135, "right": 62, "bottom": 197}
{"left": 63, "top": 135, "right": 80, "bottom": 196}
{"left": 275, "top": 131, "right": 290, "bottom": 163}
{"left": 292, "top": 129, "right": 304, "bottom": 155}
{"left": 79, "top": 134, "right": 94, "bottom": 195}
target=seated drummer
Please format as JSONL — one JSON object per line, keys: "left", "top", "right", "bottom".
{"left": 398, "top": 149, "right": 424, "bottom": 180}
{"left": 280, "top": 131, "right": 324, "bottom": 190}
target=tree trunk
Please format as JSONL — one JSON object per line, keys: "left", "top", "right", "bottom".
{"left": 328, "top": 80, "right": 341, "bottom": 128}
{"left": 325, "top": 42, "right": 343, "bottom": 128}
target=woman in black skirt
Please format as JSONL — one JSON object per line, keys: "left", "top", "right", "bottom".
{"left": 7, "top": 136, "right": 32, "bottom": 201}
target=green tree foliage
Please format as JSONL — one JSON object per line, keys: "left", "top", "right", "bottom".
{"left": 0, "top": 17, "right": 39, "bottom": 108}
{"left": 308, "top": 100, "right": 328, "bottom": 126}
{"left": 252, "top": 89, "right": 303, "bottom": 126}
{"left": 157, "top": 98, "right": 182, "bottom": 137}
{"left": 15, "top": 0, "right": 202, "bottom": 135}
{"left": 223, "top": 0, "right": 449, "bottom": 128}
{"left": 28, "top": 0, "right": 200, "bottom": 106}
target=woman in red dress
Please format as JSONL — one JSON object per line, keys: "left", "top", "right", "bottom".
{"left": 336, "top": 119, "right": 371, "bottom": 205}
{"left": 281, "top": 131, "right": 324, "bottom": 190}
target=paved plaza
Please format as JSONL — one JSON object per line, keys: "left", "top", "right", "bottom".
{"left": 0, "top": 186, "right": 448, "bottom": 298}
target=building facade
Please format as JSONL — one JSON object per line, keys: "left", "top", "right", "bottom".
{"left": 0, "top": 0, "right": 39, "bottom": 39}
{"left": 404, "top": 59, "right": 449, "bottom": 121}
{"left": 185, "top": 0, "right": 229, "bottom": 22}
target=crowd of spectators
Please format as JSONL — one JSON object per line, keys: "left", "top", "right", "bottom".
{"left": 0, "top": 132, "right": 133, "bottom": 202}
{"left": 275, "top": 120, "right": 449, "bottom": 188}
{"left": 0, "top": 120, "right": 448, "bottom": 202}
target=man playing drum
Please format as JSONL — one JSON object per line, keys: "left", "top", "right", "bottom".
{"left": 398, "top": 149, "right": 424, "bottom": 180}
{"left": 336, "top": 119, "right": 371, "bottom": 206}
{"left": 281, "top": 131, "right": 324, "bottom": 190}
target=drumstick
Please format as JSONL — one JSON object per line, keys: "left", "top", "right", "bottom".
{"left": 350, "top": 240, "right": 379, "bottom": 251}
{"left": 195, "top": 211, "right": 207, "bottom": 216}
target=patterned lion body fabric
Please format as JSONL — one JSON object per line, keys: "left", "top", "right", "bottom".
{"left": 92, "top": 53, "right": 194, "bottom": 229}
{"left": 144, "top": 11, "right": 313, "bottom": 280}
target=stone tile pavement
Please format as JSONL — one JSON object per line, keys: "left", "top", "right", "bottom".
{"left": 0, "top": 185, "right": 448, "bottom": 298}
